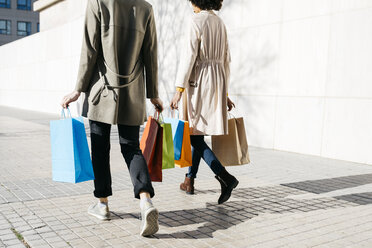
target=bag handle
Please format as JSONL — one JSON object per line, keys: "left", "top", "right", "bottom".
{"left": 158, "top": 112, "right": 165, "bottom": 124}
{"left": 171, "top": 109, "right": 180, "bottom": 119}
{"left": 228, "top": 111, "right": 236, "bottom": 120}
{"left": 61, "top": 108, "right": 72, "bottom": 119}
{"left": 154, "top": 110, "right": 162, "bottom": 122}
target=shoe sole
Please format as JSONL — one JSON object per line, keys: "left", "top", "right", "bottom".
{"left": 180, "top": 187, "right": 194, "bottom": 195}
{"left": 87, "top": 210, "right": 110, "bottom": 221}
{"left": 140, "top": 207, "right": 159, "bottom": 237}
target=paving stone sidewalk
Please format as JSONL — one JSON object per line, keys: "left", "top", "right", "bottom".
{"left": 0, "top": 106, "right": 372, "bottom": 248}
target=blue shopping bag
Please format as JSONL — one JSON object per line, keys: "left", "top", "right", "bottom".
{"left": 50, "top": 108, "right": 95, "bottom": 183}
{"left": 164, "top": 112, "right": 185, "bottom": 160}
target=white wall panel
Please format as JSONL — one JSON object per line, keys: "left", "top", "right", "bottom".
{"left": 283, "top": 0, "right": 332, "bottom": 20}
{"left": 274, "top": 97, "right": 324, "bottom": 155}
{"left": 331, "top": 0, "right": 372, "bottom": 12}
{"left": 45, "top": 24, "right": 71, "bottom": 60}
{"left": 327, "top": 9, "right": 372, "bottom": 98}
{"left": 235, "top": 96, "right": 277, "bottom": 149}
{"left": 219, "top": 0, "right": 243, "bottom": 30}
{"left": 278, "top": 16, "right": 330, "bottom": 97}
{"left": 240, "top": 0, "right": 282, "bottom": 27}
{"left": 321, "top": 99, "right": 372, "bottom": 165}
{"left": 230, "top": 24, "right": 280, "bottom": 96}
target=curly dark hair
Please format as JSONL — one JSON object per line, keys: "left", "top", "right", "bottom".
{"left": 189, "top": 0, "right": 223, "bottom": 11}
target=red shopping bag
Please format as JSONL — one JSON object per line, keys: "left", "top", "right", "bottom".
{"left": 149, "top": 126, "right": 163, "bottom": 182}
{"left": 140, "top": 116, "right": 163, "bottom": 182}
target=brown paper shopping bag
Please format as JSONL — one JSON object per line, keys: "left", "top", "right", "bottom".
{"left": 212, "top": 117, "right": 250, "bottom": 166}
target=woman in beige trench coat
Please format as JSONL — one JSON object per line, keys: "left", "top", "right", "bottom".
{"left": 61, "top": 0, "right": 162, "bottom": 237}
{"left": 171, "top": 0, "right": 239, "bottom": 204}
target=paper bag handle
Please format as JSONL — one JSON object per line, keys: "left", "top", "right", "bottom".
{"left": 228, "top": 112, "right": 236, "bottom": 120}
{"left": 61, "top": 108, "right": 72, "bottom": 119}
{"left": 171, "top": 109, "right": 180, "bottom": 119}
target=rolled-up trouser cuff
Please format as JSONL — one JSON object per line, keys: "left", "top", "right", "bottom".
{"left": 134, "top": 184, "right": 155, "bottom": 199}
{"left": 94, "top": 189, "right": 113, "bottom": 198}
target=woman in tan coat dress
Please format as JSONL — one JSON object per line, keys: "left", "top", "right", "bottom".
{"left": 61, "top": 0, "right": 162, "bottom": 237}
{"left": 171, "top": 0, "right": 238, "bottom": 204}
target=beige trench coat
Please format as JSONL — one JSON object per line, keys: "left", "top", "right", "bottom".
{"left": 75, "top": 0, "right": 158, "bottom": 125}
{"left": 176, "top": 10, "right": 231, "bottom": 136}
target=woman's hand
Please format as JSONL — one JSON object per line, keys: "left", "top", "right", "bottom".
{"left": 170, "top": 91, "right": 183, "bottom": 110}
{"left": 61, "top": 91, "right": 81, "bottom": 109}
{"left": 227, "top": 97, "right": 235, "bottom": 111}
{"left": 150, "top": 98, "right": 164, "bottom": 112}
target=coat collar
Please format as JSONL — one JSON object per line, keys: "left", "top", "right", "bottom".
{"left": 200, "top": 10, "right": 216, "bottom": 15}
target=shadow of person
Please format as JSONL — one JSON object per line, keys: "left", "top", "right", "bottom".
{"left": 154, "top": 200, "right": 258, "bottom": 239}
{"left": 110, "top": 174, "right": 372, "bottom": 239}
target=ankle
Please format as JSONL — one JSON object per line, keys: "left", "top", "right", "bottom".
{"left": 139, "top": 191, "right": 151, "bottom": 200}
{"left": 186, "top": 173, "right": 195, "bottom": 179}
{"left": 98, "top": 201, "right": 108, "bottom": 208}
{"left": 140, "top": 197, "right": 153, "bottom": 209}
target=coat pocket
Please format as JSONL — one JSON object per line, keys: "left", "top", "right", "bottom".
{"left": 189, "top": 64, "right": 198, "bottom": 88}
{"left": 189, "top": 80, "right": 198, "bottom": 88}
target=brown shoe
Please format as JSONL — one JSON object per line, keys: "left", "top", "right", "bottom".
{"left": 180, "top": 174, "right": 194, "bottom": 195}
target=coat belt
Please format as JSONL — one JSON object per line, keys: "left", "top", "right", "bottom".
{"left": 91, "top": 59, "right": 142, "bottom": 105}
{"left": 196, "top": 59, "right": 223, "bottom": 65}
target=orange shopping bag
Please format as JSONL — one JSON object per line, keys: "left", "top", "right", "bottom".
{"left": 175, "top": 121, "right": 192, "bottom": 168}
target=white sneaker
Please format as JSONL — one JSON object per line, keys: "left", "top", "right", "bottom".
{"left": 87, "top": 203, "right": 110, "bottom": 220}
{"left": 140, "top": 201, "right": 159, "bottom": 237}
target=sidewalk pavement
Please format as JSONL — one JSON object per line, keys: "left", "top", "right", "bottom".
{"left": 0, "top": 105, "right": 372, "bottom": 248}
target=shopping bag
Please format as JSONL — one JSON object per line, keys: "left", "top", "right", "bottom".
{"left": 212, "top": 117, "right": 250, "bottom": 166}
{"left": 175, "top": 121, "right": 192, "bottom": 168}
{"left": 140, "top": 115, "right": 163, "bottom": 182}
{"left": 140, "top": 116, "right": 159, "bottom": 164}
{"left": 164, "top": 115, "right": 184, "bottom": 160}
{"left": 148, "top": 125, "right": 163, "bottom": 182}
{"left": 161, "top": 122, "right": 175, "bottom": 169}
{"left": 50, "top": 108, "right": 95, "bottom": 183}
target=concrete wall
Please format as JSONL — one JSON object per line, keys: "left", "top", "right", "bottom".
{"left": 34, "top": 0, "right": 86, "bottom": 31}
{"left": 0, "top": 0, "right": 371, "bottom": 165}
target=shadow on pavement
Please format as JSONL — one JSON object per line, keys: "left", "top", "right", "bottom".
{"left": 282, "top": 173, "right": 372, "bottom": 194}
{"left": 110, "top": 174, "right": 372, "bottom": 239}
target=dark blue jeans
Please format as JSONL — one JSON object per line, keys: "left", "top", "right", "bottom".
{"left": 187, "top": 135, "right": 224, "bottom": 178}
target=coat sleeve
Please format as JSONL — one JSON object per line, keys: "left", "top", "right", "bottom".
{"left": 74, "top": 0, "right": 101, "bottom": 93}
{"left": 175, "top": 18, "right": 200, "bottom": 89}
{"left": 142, "top": 8, "right": 159, "bottom": 99}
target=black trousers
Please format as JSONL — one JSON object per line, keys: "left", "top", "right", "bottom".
{"left": 89, "top": 120, "right": 154, "bottom": 199}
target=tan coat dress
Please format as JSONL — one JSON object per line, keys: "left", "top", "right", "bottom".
{"left": 75, "top": 0, "right": 158, "bottom": 125}
{"left": 176, "top": 10, "right": 231, "bottom": 136}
